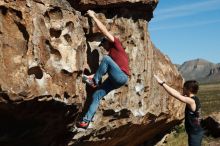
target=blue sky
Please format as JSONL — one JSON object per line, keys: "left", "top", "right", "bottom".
{"left": 149, "top": 0, "right": 220, "bottom": 65}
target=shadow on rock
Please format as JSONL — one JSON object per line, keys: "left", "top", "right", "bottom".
{"left": 0, "top": 98, "right": 80, "bottom": 146}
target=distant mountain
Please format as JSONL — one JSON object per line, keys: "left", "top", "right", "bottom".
{"left": 175, "top": 64, "right": 181, "bottom": 69}
{"left": 177, "top": 59, "right": 220, "bottom": 83}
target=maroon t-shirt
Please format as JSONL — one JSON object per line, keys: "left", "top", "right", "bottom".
{"left": 109, "top": 37, "right": 130, "bottom": 76}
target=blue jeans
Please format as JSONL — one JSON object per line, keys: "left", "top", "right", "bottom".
{"left": 83, "top": 56, "right": 128, "bottom": 122}
{"left": 187, "top": 131, "right": 203, "bottom": 146}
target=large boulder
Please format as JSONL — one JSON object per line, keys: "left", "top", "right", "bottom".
{"left": 202, "top": 112, "right": 220, "bottom": 138}
{"left": 0, "top": 0, "right": 184, "bottom": 146}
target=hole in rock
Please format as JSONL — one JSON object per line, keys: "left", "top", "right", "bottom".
{"left": 45, "top": 40, "right": 62, "bottom": 60}
{"left": 61, "top": 69, "right": 73, "bottom": 76}
{"left": 49, "top": 28, "right": 62, "bottom": 38}
{"left": 0, "top": 6, "right": 8, "bottom": 15}
{"left": 11, "top": 8, "right": 23, "bottom": 19}
{"left": 66, "top": 21, "right": 74, "bottom": 32}
{"left": 86, "top": 46, "right": 99, "bottom": 74}
{"left": 15, "top": 21, "right": 29, "bottom": 41}
{"left": 28, "top": 66, "right": 43, "bottom": 79}
{"left": 103, "top": 109, "right": 116, "bottom": 116}
{"left": 103, "top": 109, "right": 131, "bottom": 119}
{"left": 64, "top": 34, "right": 72, "bottom": 44}
{"left": 48, "top": 7, "right": 63, "bottom": 20}
{"left": 64, "top": 92, "right": 70, "bottom": 99}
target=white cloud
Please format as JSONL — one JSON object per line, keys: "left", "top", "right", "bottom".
{"left": 150, "top": 19, "right": 220, "bottom": 31}
{"left": 153, "top": 0, "right": 220, "bottom": 22}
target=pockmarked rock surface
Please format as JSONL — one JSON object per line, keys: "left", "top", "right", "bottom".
{"left": 0, "top": 0, "right": 184, "bottom": 146}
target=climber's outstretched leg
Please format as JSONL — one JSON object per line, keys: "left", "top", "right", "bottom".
{"left": 78, "top": 57, "right": 128, "bottom": 128}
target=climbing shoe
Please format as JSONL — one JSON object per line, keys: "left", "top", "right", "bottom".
{"left": 77, "top": 121, "right": 89, "bottom": 129}
{"left": 82, "top": 75, "right": 97, "bottom": 88}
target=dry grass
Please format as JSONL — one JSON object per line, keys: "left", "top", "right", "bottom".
{"left": 161, "top": 125, "right": 187, "bottom": 146}
{"left": 198, "top": 83, "right": 220, "bottom": 116}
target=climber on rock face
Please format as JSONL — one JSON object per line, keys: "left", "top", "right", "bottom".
{"left": 76, "top": 10, "right": 130, "bottom": 129}
{"left": 154, "top": 75, "right": 204, "bottom": 146}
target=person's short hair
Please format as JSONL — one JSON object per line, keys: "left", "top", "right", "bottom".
{"left": 98, "top": 37, "right": 108, "bottom": 47}
{"left": 183, "top": 80, "right": 199, "bottom": 94}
